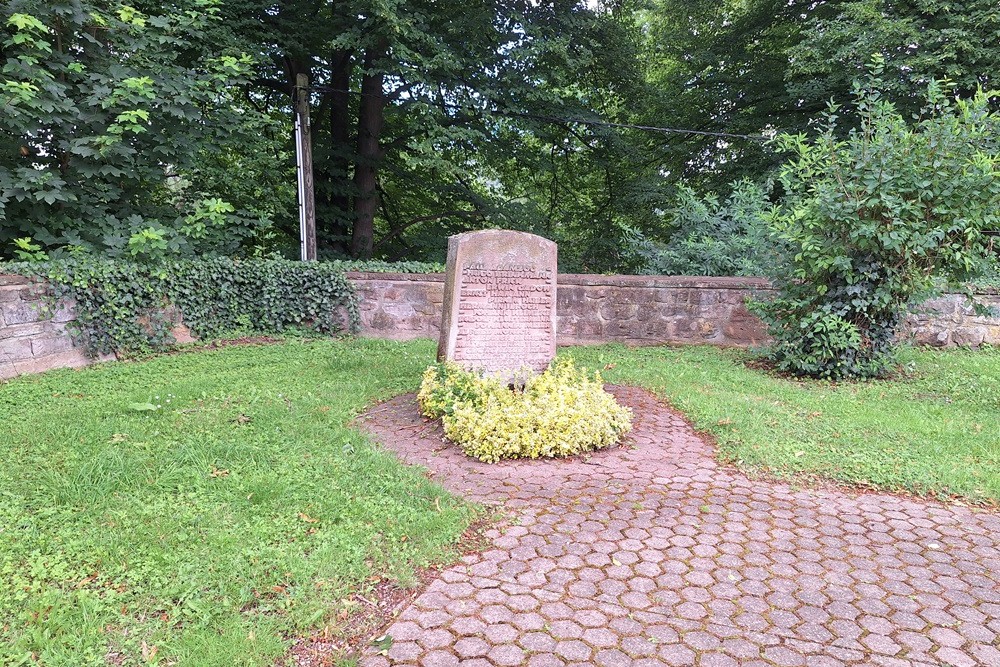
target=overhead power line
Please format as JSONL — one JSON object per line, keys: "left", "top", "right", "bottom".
{"left": 300, "top": 84, "right": 768, "bottom": 142}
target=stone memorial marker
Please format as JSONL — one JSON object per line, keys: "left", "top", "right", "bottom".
{"left": 437, "top": 230, "right": 557, "bottom": 376}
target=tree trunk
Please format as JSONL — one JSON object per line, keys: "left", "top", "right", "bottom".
{"left": 351, "top": 41, "right": 388, "bottom": 259}
{"left": 328, "top": 54, "right": 353, "bottom": 217}
{"left": 316, "top": 51, "right": 354, "bottom": 253}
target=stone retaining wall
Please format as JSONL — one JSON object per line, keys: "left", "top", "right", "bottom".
{"left": 3, "top": 271, "right": 998, "bottom": 381}
{"left": 351, "top": 273, "right": 777, "bottom": 346}
{"left": 0, "top": 274, "right": 94, "bottom": 380}
{"left": 349, "top": 271, "right": 1000, "bottom": 348}
{"left": 905, "top": 293, "right": 1000, "bottom": 347}
{"left": 556, "top": 274, "right": 774, "bottom": 346}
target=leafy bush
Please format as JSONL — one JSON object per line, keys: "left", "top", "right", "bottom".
{"left": 418, "top": 359, "right": 632, "bottom": 462}
{"left": 2, "top": 258, "right": 359, "bottom": 357}
{"left": 329, "top": 259, "right": 445, "bottom": 274}
{"left": 1, "top": 3, "right": 281, "bottom": 259}
{"left": 755, "top": 78, "right": 1000, "bottom": 379}
{"left": 627, "top": 180, "right": 781, "bottom": 277}
{"left": 972, "top": 256, "right": 1000, "bottom": 291}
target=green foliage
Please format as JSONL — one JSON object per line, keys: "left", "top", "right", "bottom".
{"left": 973, "top": 259, "right": 1000, "bottom": 290}
{"left": 0, "top": 339, "right": 473, "bottom": 666}
{"left": 635, "top": 0, "right": 823, "bottom": 190}
{"left": 788, "top": 0, "right": 1000, "bottom": 122}
{"left": 327, "top": 259, "right": 445, "bottom": 274}
{"left": 417, "top": 362, "right": 501, "bottom": 418}
{"left": 418, "top": 359, "right": 632, "bottom": 462}
{"left": 635, "top": 0, "right": 1000, "bottom": 193}
{"left": 218, "top": 0, "right": 647, "bottom": 263}
{"left": 627, "top": 180, "right": 780, "bottom": 276}
{"left": 3, "top": 258, "right": 359, "bottom": 357}
{"left": 11, "top": 236, "right": 48, "bottom": 262}
{"left": 0, "top": 0, "right": 282, "bottom": 258}
{"left": 571, "top": 343, "right": 1000, "bottom": 504}
{"left": 755, "top": 79, "right": 1000, "bottom": 379}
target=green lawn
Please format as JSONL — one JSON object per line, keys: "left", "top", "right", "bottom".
{"left": 0, "top": 339, "right": 473, "bottom": 667}
{"left": 2, "top": 339, "right": 997, "bottom": 666}
{"left": 570, "top": 344, "right": 1000, "bottom": 504}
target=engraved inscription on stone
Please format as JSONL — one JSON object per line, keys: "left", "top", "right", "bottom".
{"left": 437, "top": 230, "right": 557, "bottom": 375}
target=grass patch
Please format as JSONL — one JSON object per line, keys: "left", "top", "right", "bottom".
{"left": 569, "top": 344, "right": 1000, "bottom": 504}
{"left": 3, "top": 337, "right": 998, "bottom": 665}
{"left": 0, "top": 338, "right": 472, "bottom": 667}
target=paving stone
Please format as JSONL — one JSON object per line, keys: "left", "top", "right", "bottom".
{"left": 453, "top": 636, "right": 489, "bottom": 659}
{"left": 483, "top": 623, "right": 518, "bottom": 644}
{"left": 554, "top": 639, "right": 593, "bottom": 662}
{"left": 594, "top": 648, "right": 631, "bottom": 666}
{"left": 520, "top": 631, "right": 558, "bottom": 652}
{"left": 448, "top": 616, "right": 485, "bottom": 636}
{"left": 418, "top": 649, "right": 458, "bottom": 666}
{"left": 658, "top": 643, "right": 696, "bottom": 666}
{"left": 487, "top": 644, "right": 526, "bottom": 666}
{"left": 353, "top": 387, "right": 1000, "bottom": 667}
{"left": 527, "top": 654, "right": 565, "bottom": 667}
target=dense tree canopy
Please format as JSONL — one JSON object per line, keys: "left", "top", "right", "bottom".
{"left": 215, "top": 0, "right": 648, "bottom": 266}
{"left": 2, "top": 0, "right": 998, "bottom": 269}
{"left": 0, "top": 0, "right": 283, "bottom": 259}
{"left": 788, "top": 0, "right": 1000, "bottom": 117}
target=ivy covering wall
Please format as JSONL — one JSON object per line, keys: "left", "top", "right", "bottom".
{"left": 1, "top": 258, "right": 361, "bottom": 358}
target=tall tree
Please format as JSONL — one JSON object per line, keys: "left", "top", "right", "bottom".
{"left": 634, "top": 0, "right": 832, "bottom": 190}
{"left": 221, "top": 0, "right": 646, "bottom": 262}
{"left": 636, "top": 0, "right": 1000, "bottom": 192}
{"left": 788, "top": 0, "right": 1000, "bottom": 119}
{"left": 0, "top": 0, "right": 278, "bottom": 259}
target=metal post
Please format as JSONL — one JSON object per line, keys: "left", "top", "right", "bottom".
{"left": 294, "top": 73, "right": 317, "bottom": 261}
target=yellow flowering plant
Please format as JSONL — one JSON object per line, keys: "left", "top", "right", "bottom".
{"left": 418, "top": 358, "right": 632, "bottom": 462}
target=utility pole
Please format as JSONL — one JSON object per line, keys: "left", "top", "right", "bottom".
{"left": 294, "top": 73, "right": 317, "bottom": 261}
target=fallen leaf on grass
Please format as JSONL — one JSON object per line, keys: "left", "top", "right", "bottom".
{"left": 297, "top": 512, "right": 319, "bottom": 523}
{"left": 141, "top": 641, "right": 158, "bottom": 662}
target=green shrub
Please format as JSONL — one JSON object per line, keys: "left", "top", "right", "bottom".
{"left": 626, "top": 180, "right": 781, "bottom": 277}
{"left": 755, "top": 77, "right": 1000, "bottom": 379}
{"left": 2, "top": 257, "right": 359, "bottom": 357}
{"left": 418, "top": 359, "right": 632, "bottom": 463}
{"left": 328, "top": 259, "right": 445, "bottom": 274}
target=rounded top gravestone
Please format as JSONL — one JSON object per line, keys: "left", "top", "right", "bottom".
{"left": 437, "top": 230, "right": 557, "bottom": 377}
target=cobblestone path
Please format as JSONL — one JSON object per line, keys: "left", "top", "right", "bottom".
{"left": 357, "top": 387, "right": 1000, "bottom": 667}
